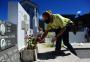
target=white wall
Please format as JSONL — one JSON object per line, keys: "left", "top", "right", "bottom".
{"left": 18, "top": 3, "right": 30, "bottom": 50}
{"left": 8, "top": 1, "right": 30, "bottom": 51}
{"left": 69, "top": 31, "right": 86, "bottom": 43}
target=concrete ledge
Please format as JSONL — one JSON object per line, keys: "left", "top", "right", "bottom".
{"left": 72, "top": 43, "right": 90, "bottom": 49}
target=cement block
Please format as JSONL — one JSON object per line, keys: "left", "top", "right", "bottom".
{"left": 21, "top": 49, "right": 38, "bottom": 62}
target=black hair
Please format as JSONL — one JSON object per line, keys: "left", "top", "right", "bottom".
{"left": 42, "top": 12, "right": 50, "bottom": 17}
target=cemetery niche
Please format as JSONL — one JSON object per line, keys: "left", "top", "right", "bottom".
{"left": 0, "top": 21, "right": 17, "bottom": 51}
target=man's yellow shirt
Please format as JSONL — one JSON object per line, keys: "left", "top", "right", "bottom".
{"left": 46, "top": 14, "right": 73, "bottom": 30}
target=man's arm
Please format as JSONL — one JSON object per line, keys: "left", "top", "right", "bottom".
{"left": 41, "top": 29, "right": 49, "bottom": 40}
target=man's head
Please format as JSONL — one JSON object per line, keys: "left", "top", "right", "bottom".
{"left": 42, "top": 10, "right": 52, "bottom": 24}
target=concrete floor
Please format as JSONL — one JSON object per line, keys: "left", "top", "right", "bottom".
{"left": 35, "top": 43, "right": 90, "bottom": 62}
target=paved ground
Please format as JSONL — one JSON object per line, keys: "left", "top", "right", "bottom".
{"left": 35, "top": 43, "right": 90, "bottom": 62}
{"left": 76, "top": 49, "right": 90, "bottom": 59}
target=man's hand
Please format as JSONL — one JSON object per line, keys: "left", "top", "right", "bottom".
{"left": 37, "top": 29, "right": 49, "bottom": 43}
{"left": 37, "top": 37, "right": 45, "bottom": 43}
{"left": 37, "top": 37, "right": 41, "bottom": 41}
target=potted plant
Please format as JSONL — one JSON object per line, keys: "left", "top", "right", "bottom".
{"left": 21, "top": 35, "right": 38, "bottom": 62}
{"left": 27, "top": 36, "right": 37, "bottom": 50}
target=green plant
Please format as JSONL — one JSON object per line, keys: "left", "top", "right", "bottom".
{"left": 27, "top": 37, "right": 37, "bottom": 50}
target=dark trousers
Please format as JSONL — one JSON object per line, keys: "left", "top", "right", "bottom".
{"left": 54, "top": 27, "right": 77, "bottom": 55}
